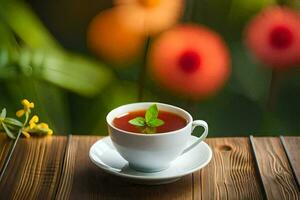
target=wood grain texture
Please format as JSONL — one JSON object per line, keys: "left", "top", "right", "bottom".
{"left": 283, "top": 136, "right": 300, "bottom": 187}
{"left": 0, "top": 134, "right": 12, "bottom": 173}
{"left": 253, "top": 137, "right": 300, "bottom": 200}
{"left": 0, "top": 136, "right": 67, "bottom": 199}
{"left": 1, "top": 135, "right": 299, "bottom": 199}
{"left": 56, "top": 136, "right": 193, "bottom": 200}
{"left": 192, "top": 169, "right": 202, "bottom": 200}
{"left": 200, "top": 138, "right": 263, "bottom": 200}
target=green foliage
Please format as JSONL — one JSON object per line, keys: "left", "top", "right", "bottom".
{"left": 0, "top": 0, "right": 115, "bottom": 135}
{"left": 229, "top": 43, "right": 271, "bottom": 103}
{"left": 0, "top": 0, "right": 113, "bottom": 97}
{"left": 0, "top": 108, "right": 23, "bottom": 139}
{"left": 0, "top": 0, "right": 60, "bottom": 50}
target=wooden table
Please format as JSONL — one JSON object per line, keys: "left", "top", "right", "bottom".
{"left": 0, "top": 135, "right": 299, "bottom": 200}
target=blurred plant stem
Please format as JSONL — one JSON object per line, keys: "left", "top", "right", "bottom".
{"left": 182, "top": 0, "right": 195, "bottom": 22}
{"left": 137, "top": 0, "right": 195, "bottom": 101}
{"left": 0, "top": 129, "right": 22, "bottom": 182}
{"left": 138, "top": 37, "right": 151, "bottom": 101}
{"left": 267, "top": 69, "right": 281, "bottom": 111}
{"left": 183, "top": 0, "right": 196, "bottom": 110}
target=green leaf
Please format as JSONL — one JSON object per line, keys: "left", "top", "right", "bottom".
{"left": 145, "top": 104, "right": 158, "bottom": 123}
{"left": 229, "top": 43, "right": 271, "bottom": 103}
{"left": 39, "top": 52, "right": 113, "bottom": 97}
{"left": 0, "top": 1, "right": 60, "bottom": 50}
{"left": 3, "top": 123, "right": 20, "bottom": 131}
{"left": 4, "top": 118, "right": 23, "bottom": 127}
{"left": 129, "top": 117, "right": 146, "bottom": 127}
{"left": 147, "top": 118, "right": 165, "bottom": 128}
{"left": 2, "top": 122, "right": 16, "bottom": 139}
{"left": 0, "top": 108, "right": 6, "bottom": 119}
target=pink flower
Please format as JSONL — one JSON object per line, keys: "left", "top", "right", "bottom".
{"left": 245, "top": 6, "right": 300, "bottom": 68}
{"left": 149, "top": 25, "right": 230, "bottom": 100}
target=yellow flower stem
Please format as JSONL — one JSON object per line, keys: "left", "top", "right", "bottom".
{"left": 0, "top": 129, "right": 22, "bottom": 182}
{"left": 23, "top": 112, "right": 29, "bottom": 127}
{"left": 19, "top": 112, "right": 30, "bottom": 138}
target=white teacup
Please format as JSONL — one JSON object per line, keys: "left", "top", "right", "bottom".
{"left": 106, "top": 102, "right": 208, "bottom": 172}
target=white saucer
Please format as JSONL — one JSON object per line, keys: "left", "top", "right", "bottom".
{"left": 89, "top": 136, "right": 212, "bottom": 185}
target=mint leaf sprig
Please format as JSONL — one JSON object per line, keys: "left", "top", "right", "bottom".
{"left": 129, "top": 104, "right": 164, "bottom": 134}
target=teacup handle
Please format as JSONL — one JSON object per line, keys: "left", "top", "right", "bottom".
{"left": 181, "top": 120, "right": 208, "bottom": 154}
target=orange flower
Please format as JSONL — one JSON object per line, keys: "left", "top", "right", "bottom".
{"left": 87, "top": 8, "right": 145, "bottom": 64}
{"left": 149, "top": 25, "right": 230, "bottom": 100}
{"left": 114, "top": 0, "right": 184, "bottom": 35}
{"left": 245, "top": 6, "right": 300, "bottom": 68}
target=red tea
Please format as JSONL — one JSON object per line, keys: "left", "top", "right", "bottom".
{"left": 113, "top": 110, "right": 187, "bottom": 134}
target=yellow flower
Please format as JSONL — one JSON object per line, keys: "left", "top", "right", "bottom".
{"left": 38, "top": 123, "right": 49, "bottom": 129}
{"left": 16, "top": 110, "right": 25, "bottom": 118}
{"left": 29, "top": 115, "right": 39, "bottom": 129}
{"left": 16, "top": 99, "right": 34, "bottom": 117}
{"left": 47, "top": 129, "right": 53, "bottom": 135}
{"left": 22, "top": 131, "right": 31, "bottom": 138}
{"left": 22, "top": 99, "right": 34, "bottom": 109}
{"left": 37, "top": 123, "right": 53, "bottom": 135}
{"left": 13, "top": 99, "right": 52, "bottom": 138}
{"left": 23, "top": 122, "right": 53, "bottom": 137}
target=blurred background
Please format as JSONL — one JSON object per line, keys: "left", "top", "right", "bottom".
{"left": 1, "top": 0, "right": 300, "bottom": 137}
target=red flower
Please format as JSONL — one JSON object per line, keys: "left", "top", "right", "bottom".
{"left": 245, "top": 6, "right": 300, "bottom": 68}
{"left": 149, "top": 25, "right": 230, "bottom": 100}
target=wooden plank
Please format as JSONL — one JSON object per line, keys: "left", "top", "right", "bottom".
{"left": 192, "top": 170, "right": 202, "bottom": 200}
{"left": 0, "top": 135, "right": 12, "bottom": 173}
{"left": 56, "top": 136, "right": 193, "bottom": 200}
{"left": 0, "top": 136, "right": 67, "bottom": 199}
{"left": 200, "top": 138, "right": 263, "bottom": 200}
{"left": 283, "top": 136, "right": 300, "bottom": 188}
{"left": 252, "top": 137, "right": 300, "bottom": 200}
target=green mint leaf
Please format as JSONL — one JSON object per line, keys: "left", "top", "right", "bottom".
{"left": 4, "top": 118, "right": 24, "bottom": 127}
{"left": 145, "top": 104, "right": 158, "bottom": 123}
{"left": 129, "top": 117, "right": 146, "bottom": 127}
{"left": 147, "top": 118, "right": 165, "bottom": 127}
{"left": 3, "top": 123, "right": 20, "bottom": 131}
{"left": 142, "top": 126, "right": 156, "bottom": 134}
{"left": 2, "top": 122, "right": 16, "bottom": 139}
{"left": 0, "top": 108, "right": 6, "bottom": 119}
